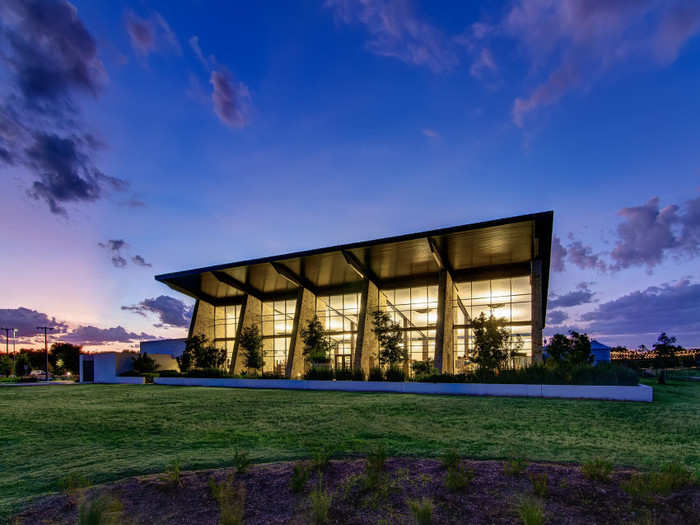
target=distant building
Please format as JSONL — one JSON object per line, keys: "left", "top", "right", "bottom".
{"left": 140, "top": 338, "right": 186, "bottom": 358}
{"left": 590, "top": 340, "right": 611, "bottom": 364}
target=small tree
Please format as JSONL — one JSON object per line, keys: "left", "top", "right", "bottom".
{"left": 177, "top": 335, "right": 227, "bottom": 372}
{"left": 14, "top": 353, "right": 31, "bottom": 376}
{"left": 546, "top": 331, "right": 593, "bottom": 367}
{"left": 469, "top": 313, "right": 510, "bottom": 375}
{"left": 0, "top": 355, "right": 12, "bottom": 376}
{"left": 49, "top": 343, "right": 81, "bottom": 375}
{"left": 301, "top": 316, "right": 334, "bottom": 365}
{"left": 653, "top": 332, "right": 681, "bottom": 384}
{"left": 131, "top": 352, "right": 159, "bottom": 374}
{"left": 239, "top": 325, "right": 264, "bottom": 374}
{"left": 372, "top": 310, "right": 406, "bottom": 367}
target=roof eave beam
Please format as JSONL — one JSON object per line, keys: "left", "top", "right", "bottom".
{"left": 341, "top": 250, "right": 380, "bottom": 285}
{"left": 211, "top": 270, "right": 262, "bottom": 301}
{"left": 271, "top": 262, "right": 319, "bottom": 295}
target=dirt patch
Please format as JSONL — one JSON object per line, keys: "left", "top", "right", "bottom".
{"left": 13, "top": 458, "right": 700, "bottom": 524}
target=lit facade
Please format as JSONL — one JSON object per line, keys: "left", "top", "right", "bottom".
{"left": 156, "top": 212, "right": 553, "bottom": 377}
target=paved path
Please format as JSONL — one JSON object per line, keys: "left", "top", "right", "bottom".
{"left": 0, "top": 380, "right": 78, "bottom": 387}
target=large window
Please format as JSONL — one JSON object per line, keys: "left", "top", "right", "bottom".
{"left": 261, "top": 299, "right": 296, "bottom": 375}
{"left": 316, "top": 292, "right": 361, "bottom": 369}
{"left": 213, "top": 304, "right": 241, "bottom": 369}
{"left": 453, "top": 276, "right": 532, "bottom": 372}
{"left": 380, "top": 285, "right": 438, "bottom": 368}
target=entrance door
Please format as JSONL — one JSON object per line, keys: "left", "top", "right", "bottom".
{"left": 334, "top": 354, "right": 351, "bottom": 370}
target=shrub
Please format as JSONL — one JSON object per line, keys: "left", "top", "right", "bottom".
{"left": 77, "top": 495, "right": 123, "bottom": 525}
{"left": 582, "top": 457, "right": 613, "bottom": 482}
{"left": 313, "top": 448, "right": 333, "bottom": 472}
{"left": 334, "top": 367, "right": 353, "bottom": 381}
{"left": 260, "top": 371, "right": 285, "bottom": 379}
{"left": 304, "top": 366, "right": 334, "bottom": 380}
{"left": 233, "top": 449, "right": 252, "bottom": 474}
{"left": 178, "top": 335, "right": 226, "bottom": 373}
{"left": 158, "top": 369, "right": 182, "bottom": 377}
{"left": 516, "top": 496, "right": 544, "bottom": 525}
{"left": 368, "top": 367, "right": 384, "bottom": 381}
{"left": 408, "top": 497, "right": 433, "bottom": 525}
{"left": 351, "top": 368, "right": 366, "bottom": 381}
{"left": 309, "top": 476, "right": 332, "bottom": 525}
{"left": 186, "top": 367, "right": 230, "bottom": 378}
{"left": 363, "top": 445, "right": 387, "bottom": 491}
{"left": 385, "top": 366, "right": 407, "bottom": 382}
{"left": 58, "top": 473, "right": 91, "bottom": 495}
{"left": 411, "top": 359, "right": 436, "bottom": 376}
{"left": 0, "top": 355, "right": 12, "bottom": 376}
{"left": 622, "top": 462, "right": 697, "bottom": 500}
{"left": 290, "top": 462, "right": 311, "bottom": 493}
{"left": 529, "top": 473, "right": 549, "bottom": 497}
{"left": 209, "top": 475, "right": 246, "bottom": 525}
{"left": 504, "top": 457, "right": 528, "bottom": 477}
{"left": 441, "top": 449, "right": 461, "bottom": 470}
{"left": 445, "top": 464, "right": 474, "bottom": 492}
{"left": 162, "top": 457, "right": 182, "bottom": 487}
{"left": 131, "top": 352, "right": 158, "bottom": 374}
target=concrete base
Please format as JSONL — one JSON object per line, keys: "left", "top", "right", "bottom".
{"left": 153, "top": 377, "right": 652, "bottom": 402}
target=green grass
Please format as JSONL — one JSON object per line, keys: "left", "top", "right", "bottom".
{"left": 1, "top": 380, "right": 699, "bottom": 519}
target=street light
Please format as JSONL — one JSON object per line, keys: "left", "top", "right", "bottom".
{"left": 36, "top": 326, "right": 53, "bottom": 382}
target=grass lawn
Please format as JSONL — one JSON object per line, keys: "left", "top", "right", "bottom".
{"left": 1, "top": 380, "right": 698, "bottom": 519}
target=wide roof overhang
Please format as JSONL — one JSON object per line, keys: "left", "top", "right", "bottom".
{"left": 156, "top": 211, "right": 553, "bottom": 317}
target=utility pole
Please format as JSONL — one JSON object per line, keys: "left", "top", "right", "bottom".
{"left": 1, "top": 327, "right": 13, "bottom": 354}
{"left": 36, "top": 326, "right": 53, "bottom": 382}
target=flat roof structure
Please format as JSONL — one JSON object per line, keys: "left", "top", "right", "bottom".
{"left": 157, "top": 211, "right": 553, "bottom": 378}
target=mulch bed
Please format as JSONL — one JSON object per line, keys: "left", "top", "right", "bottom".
{"left": 13, "top": 458, "right": 700, "bottom": 524}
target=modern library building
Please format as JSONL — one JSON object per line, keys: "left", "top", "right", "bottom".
{"left": 156, "top": 212, "right": 553, "bottom": 378}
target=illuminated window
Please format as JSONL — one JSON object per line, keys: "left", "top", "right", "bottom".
{"left": 213, "top": 304, "right": 241, "bottom": 369}
{"left": 380, "top": 285, "right": 438, "bottom": 369}
{"left": 261, "top": 299, "right": 296, "bottom": 375}
{"left": 316, "top": 292, "right": 361, "bottom": 369}
{"left": 453, "top": 276, "right": 532, "bottom": 372}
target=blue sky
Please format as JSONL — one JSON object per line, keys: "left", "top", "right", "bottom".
{"left": 1, "top": 0, "right": 700, "bottom": 351}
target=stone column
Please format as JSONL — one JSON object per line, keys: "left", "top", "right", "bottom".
{"left": 434, "top": 270, "right": 455, "bottom": 373}
{"left": 229, "top": 294, "right": 262, "bottom": 375}
{"left": 531, "top": 259, "right": 544, "bottom": 363}
{"left": 354, "top": 279, "right": 382, "bottom": 375}
{"left": 190, "top": 299, "right": 215, "bottom": 342}
{"left": 286, "top": 287, "right": 317, "bottom": 378}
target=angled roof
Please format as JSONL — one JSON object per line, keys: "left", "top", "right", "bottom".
{"left": 156, "top": 211, "right": 553, "bottom": 317}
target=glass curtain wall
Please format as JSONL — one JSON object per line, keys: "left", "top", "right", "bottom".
{"left": 316, "top": 292, "right": 361, "bottom": 369}
{"left": 213, "top": 304, "right": 242, "bottom": 369}
{"left": 380, "top": 285, "right": 438, "bottom": 371}
{"left": 260, "top": 299, "right": 296, "bottom": 375}
{"left": 453, "top": 276, "right": 532, "bottom": 373}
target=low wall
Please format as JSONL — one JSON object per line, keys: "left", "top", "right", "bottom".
{"left": 153, "top": 377, "right": 653, "bottom": 402}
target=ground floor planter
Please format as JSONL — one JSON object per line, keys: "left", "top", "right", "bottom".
{"left": 153, "top": 377, "right": 652, "bottom": 402}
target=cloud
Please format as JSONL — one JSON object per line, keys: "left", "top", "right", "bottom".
{"left": 0, "top": 307, "right": 68, "bottom": 338}
{"left": 567, "top": 238, "right": 607, "bottom": 271}
{"left": 581, "top": 279, "right": 700, "bottom": 339}
{"left": 125, "top": 10, "right": 180, "bottom": 57}
{"left": 550, "top": 235, "right": 567, "bottom": 272}
{"left": 122, "top": 295, "right": 193, "bottom": 328}
{"left": 546, "top": 309, "right": 569, "bottom": 326}
{"left": 469, "top": 47, "right": 498, "bottom": 79}
{"left": 188, "top": 35, "right": 213, "bottom": 69}
{"left": 422, "top": 128, "right": 439, "bottom": 139}
{"left": 210, "top": 70, "right": 251, "bottom": 127}
{"left": 610, "top": 196, "right": 700, "bottom": 271}
{"left": 131, "top": 255, "right": 152, "bottom": 267}
{"left": 62, "top": 325, "right": 156, "bottom": 345}
{"left": 325, "top": 0, "right": 459, "bottom": 72}
{"left": 98, "top": 239, "right": 128, "bottom": 268}
{"left": 0, "top": 0, "right": 125, "bottom": 215}
{"left": 504, "top": 1, "right": 700, "bottom": 126}
{"left": 549, "top": 282, "right": 594, "bottom": 308}
{"left": 24, "top": 133, "right": 126, "bottom": 216}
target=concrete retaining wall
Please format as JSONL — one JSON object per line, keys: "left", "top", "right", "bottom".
{"left": 153, "top": 377, "right": 652, "bottom": 402}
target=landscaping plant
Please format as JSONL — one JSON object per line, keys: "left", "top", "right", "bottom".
{"left": 408, "top": 497, "right": 433, "bottom": 525}
{"left": 516, "top": 496, "right": 544, "bottom": 525}
{"left": 239, "top": 325, "right": 264, "bottom": 375}
{"left": 209, "top": 475, "right": 246, "bottom": 525}
{"left": 581, "top": 457, "right": 613, "bottom": 482}
{"left": 372, "top": 310, "right": 407, "bottom": 368}
{"left": 77, "top": 495, "right": 123, "bottom": 525}
{"left": 469, "top": 313, "right": 512, "bottom": 376}
{"left": 301, "top": 316, "right": 335, "bottom": 366}
{"left": 177, "top": 335, "right": 226, "bottom": 373}
{"left": 163, "top": 457, "right": 183, "bottom": 488}
{"left": 529, "top": 473, "right": 549, "bottom": 497}
{"left": 232, "top": 449, "right": 252, "bottom": 474}
{"left": 445, "top": 463, "right": 474, "bottom": 492}
{"left": 504, "top": 456, "right": 528, "bottom": 477}
{"left": 309, "top": 475, "right": 332, "bottom": 525}
{"left": 290, "top": 462, "right": 311, "bottom": 493}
